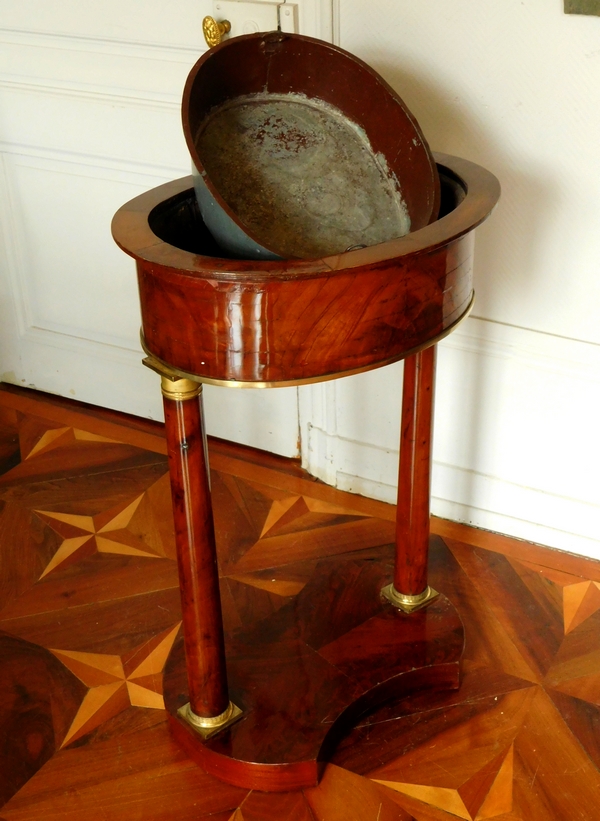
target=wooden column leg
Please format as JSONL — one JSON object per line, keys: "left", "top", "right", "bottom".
{"left": 382, "top": 346, "right": 439, "bottom": 613}
{"left": 161, "top": 375, "right": 242, "bottom": 738}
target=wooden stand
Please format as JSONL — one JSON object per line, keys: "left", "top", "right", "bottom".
{"left": 112, "top": 154, "right": 500, "bottom": 791}
{"left": 154, "top": 344, "right": 463, "bottom": 791}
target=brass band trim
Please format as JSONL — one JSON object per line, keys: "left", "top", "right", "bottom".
{"left": 140, "top": 293, "right": 474, "bottom": 390}
{"left": 381, "top": 583, "right": 439, "bottom": 614}
{"left": 178, "top": 701, "right": 243, "bottom": 740}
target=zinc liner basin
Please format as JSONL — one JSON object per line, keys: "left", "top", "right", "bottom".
{"left": 111, "top": 153, "right": 500, "bottom": 388}
{"left": 182, "top": 32, "right": 441, "bottom": 261}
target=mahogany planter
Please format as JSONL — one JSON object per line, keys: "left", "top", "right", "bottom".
{"left": 112, "top": 153, "right": 499, "bottom": 791}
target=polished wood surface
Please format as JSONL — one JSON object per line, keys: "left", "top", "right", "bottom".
{"left": 163, "top": 390, "right": 228, "bottom": 718}
{"left": 111, "top": 155, "right": 499, "bottom": 385}
{"left": 158, "top": 361, "right": 462, "bottom": 788}
{"left": 1, "top": 386, "right": 600, "bottom": 818}
{"left": 165, "top": 562, "right": 462, "bottom": 791}
{"left": 395, "top": 346, "right": 436, "bottom": 596}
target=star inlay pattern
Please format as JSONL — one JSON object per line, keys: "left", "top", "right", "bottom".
{"left": 24, "top": 426, "right": 120, "bottom": 460}
{"left": 563, "top": 580, "right": 600, "bottom": 634}
{"left": 36, "top": 495, "right": 167, "bottom": 578}
{"left": 373, "top": 742, "right": 514, "bottom": 820}
{"left": 51, "top": 623, "right": 181, "bottom": 747}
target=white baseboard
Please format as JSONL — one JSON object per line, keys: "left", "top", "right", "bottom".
{"left": 336, "top": 458, "right": 600, "bottom": 562}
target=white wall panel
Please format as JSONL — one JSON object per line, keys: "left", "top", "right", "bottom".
{"left": 297, "top": 0, "right": 600, "bottom": 558}
{"left": 0, "top": 2, "right": 211, "bottom": 49}
{"left": 0, "top": 6, "right": 303, "bottom": 457}
{"left": 338, "top": 0, "right": 600, "bottom": 346}
{"left": 3, "top": 154, "right": 150, "bottom": 346}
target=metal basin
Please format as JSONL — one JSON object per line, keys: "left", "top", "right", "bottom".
{"left": 182, "top": 32, "right": 440, "bottom": 260}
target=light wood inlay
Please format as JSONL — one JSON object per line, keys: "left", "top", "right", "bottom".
{"left": 226, "top": 574, "right": 306, "bottom": 597}
{"left": 564, "top": 581, "right": 600, "bottom": 634}
{"left": 259, "top": 496, "right": 302, "bottom": 537}
{"left": 60, "top": 681, "right": 130, "bottom": 747}
{"left": 39, "top": 535, "right": 95, "bottom": 578}
{"left": 26, "top": 427, "right": 71, "bottom": 459}
{"left": 96, "top": 495, "right": 144, "bottom": 532}
{"left": 375, "top": 781, "right": 471, "bottom": 819}
{"left": 36, "top": 510, "right": 96, "bottom": 532}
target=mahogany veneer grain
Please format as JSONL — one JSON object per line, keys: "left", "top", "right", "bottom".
{"left": 163, "top": 391, "right": 229, "bottom": 719}
{"left": 111, "top": 155, "right": 499, "bottom": 386}
{"left": 164, "top": 556, "right": 462, "bottom": 791}
{"left": 395, "top": 346, "right": 436, "bottom": 596}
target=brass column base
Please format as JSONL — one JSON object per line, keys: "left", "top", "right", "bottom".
{"left": 381, "top": 583, "right": 439, "bottom": 613}
{"left": 178, "top": 701, "right": 244, "bottom": 740}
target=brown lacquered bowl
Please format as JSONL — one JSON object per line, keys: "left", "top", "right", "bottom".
{"left": 111, "top": 154, "right": 499, "bottom": 387}
{"left": 182, "top": 32, "right": 441, "bottom": 259}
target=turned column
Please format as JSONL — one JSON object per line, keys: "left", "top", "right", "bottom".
{"left": 161, "top": 374, "right": 241, "bottom": 736}
{"left": 383, "top": 345, "right": 439, "bottom": 613}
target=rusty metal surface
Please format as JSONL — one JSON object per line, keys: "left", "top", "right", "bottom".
{"left": 195, "top": 93, "right": 411, "bottom": 259}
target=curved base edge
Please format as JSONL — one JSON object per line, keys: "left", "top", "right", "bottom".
{"left": 140, "top": 294, "right": 473, "bottom": 389}
{"left": 164, "top": 552, "right": 464, "bottom": 792}
{"left": 168, "top": 659, "right": 461, "bottom": 792}
{"left": 168, "top": 715, "right": 322, "bottom": 792}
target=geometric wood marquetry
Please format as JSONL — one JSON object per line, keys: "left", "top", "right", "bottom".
{"left": 36, "top": 495, "right": 165, "bottom": 578}
{"left": 24, "top": 426, "right": 120, "bottom": 461}
{"left": 1, "top": 384, "right": 600, "bottom": 820}
{"left": 258, "top": 494, "right": 370, "bottom": 539}
{"left": 51, "top": 622, "right": 181, "bottom": 747}
{"left": 563, "top": 580, "right": 600, "bottom": 634}
{"left": 374, "top": 744, "right": 514, "bottom": 820}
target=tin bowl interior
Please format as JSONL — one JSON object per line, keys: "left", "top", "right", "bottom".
{"left": 183, "top": 33, "right": 440, "bottom": 260}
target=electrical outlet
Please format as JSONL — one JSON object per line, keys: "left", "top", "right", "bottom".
{"left": 564, "top": 0, "right": 600, "bottom": 15}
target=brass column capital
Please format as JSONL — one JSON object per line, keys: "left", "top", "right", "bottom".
{"left": 160, "top": 375, "right": 202, "bottom": 402}
{"left": 142, "top": 354, "right": 202, "bottom": 401}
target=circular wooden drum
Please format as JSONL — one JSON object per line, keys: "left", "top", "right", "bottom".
{"left": 112, "top": 153, "right": 499, "bottom": 387}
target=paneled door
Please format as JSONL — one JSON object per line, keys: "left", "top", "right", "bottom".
{"left": 0, "top": 0, "right": 332, "bottom": 456}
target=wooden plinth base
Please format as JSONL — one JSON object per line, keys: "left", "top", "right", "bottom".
{"left": 164, "top": 545, "right": 464, "bottom": 792}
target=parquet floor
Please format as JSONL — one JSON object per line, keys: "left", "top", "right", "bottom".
{"left": 0, "top": 384, "right": 599, "bottom": 820}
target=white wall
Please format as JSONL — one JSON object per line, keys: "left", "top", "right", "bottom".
{"left": 300, "top": 0, "right": 600, "bottom": 559}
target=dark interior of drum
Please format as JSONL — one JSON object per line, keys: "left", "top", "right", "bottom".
{"left": 148, "top": 166, "right": 465, "bottom": 258}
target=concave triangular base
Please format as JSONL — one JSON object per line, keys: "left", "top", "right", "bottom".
{"left": 164, "top": 547, "right": 464, "bottom": 792}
